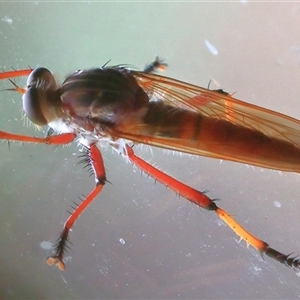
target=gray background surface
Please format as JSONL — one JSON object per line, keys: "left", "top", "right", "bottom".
{"left": 1, "top": 2, "right": 300, "bottom": 299}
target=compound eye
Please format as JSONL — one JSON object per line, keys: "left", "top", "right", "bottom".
{"left": 26, "top": 67, "right": 57, "bottom": 90}
{"left": 23, "top": 87, "right": 48, "bottom": 125}
{"left": 23, "top": 68, "right": 58, "bottom": 126}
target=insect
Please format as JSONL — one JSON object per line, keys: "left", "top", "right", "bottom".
{"left": 1, "top": 57, "right": 300, "bottom": 271}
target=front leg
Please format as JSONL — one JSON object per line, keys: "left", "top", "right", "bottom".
{"left": 47, "top": 143, "right": 107, "bottom": 270}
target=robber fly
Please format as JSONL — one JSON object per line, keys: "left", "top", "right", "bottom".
{"left": 1, "top": 57, "right": 300, "bottom": 271}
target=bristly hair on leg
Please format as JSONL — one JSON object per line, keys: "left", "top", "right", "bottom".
{"left": 77, "top": 146, "right": 95, "bottom": 177}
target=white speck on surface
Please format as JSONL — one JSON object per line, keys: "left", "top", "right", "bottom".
{"left": 60, "top": 274, "right": 67, "bottom": 283}
{"left": 39, "top": 241, "right": 52, "bottom": 250}
{"left": 274, "top": 200, "right": 281, "bottom": 208}
{"left": 2, "top": 16, "right": 13, "bottom": 25}
{"left": 204, "top": 39, "right": 218, "bottom": 56}
{"left": 119, "top": 238, "right": 125, "bottom": 245}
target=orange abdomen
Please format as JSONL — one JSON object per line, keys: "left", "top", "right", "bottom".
{"left": 139, "top": 102, "right": 300, "bottom": 173}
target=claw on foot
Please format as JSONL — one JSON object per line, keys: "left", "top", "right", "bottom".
{"left": 46, "top": 256, "right": 65, "bottom": 270}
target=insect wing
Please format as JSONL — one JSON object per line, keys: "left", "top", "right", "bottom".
{"left": 131, "top": 72, "right": 300, "bottom": 148}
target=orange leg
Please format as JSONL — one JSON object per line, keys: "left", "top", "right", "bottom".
{"left": 0, "top": 68, "right": 32, "bottom": 79}
{"left": 126, "top": 145, "right": 300, "bottom": 270}
{"left": 47, "top": 143, "right": 106, "bottom": 270}
{"left": 0, "top": 69, "right": 32, "bottom": 94}
{"left": 0, "top": 131, "right": 76, "bottom": 144}
{"left": 1, "top": 70, "right": 106, "bottom": 270}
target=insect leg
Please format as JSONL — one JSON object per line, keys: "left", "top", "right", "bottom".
{"left": 0, "top": 131, "right": 76, "bottom": 145}
{"left": 0, "top": 69, "right": 32, "bottom": 80}
{"left": 125, "top": 145, "right": 300, "bottom": 270}
{"left": 47, "top": 143, "right": 106, "bottom": 270}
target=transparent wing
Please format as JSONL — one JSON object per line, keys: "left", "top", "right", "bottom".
{"left": 131, "top": 71, "right": 300, "bottom": 147}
